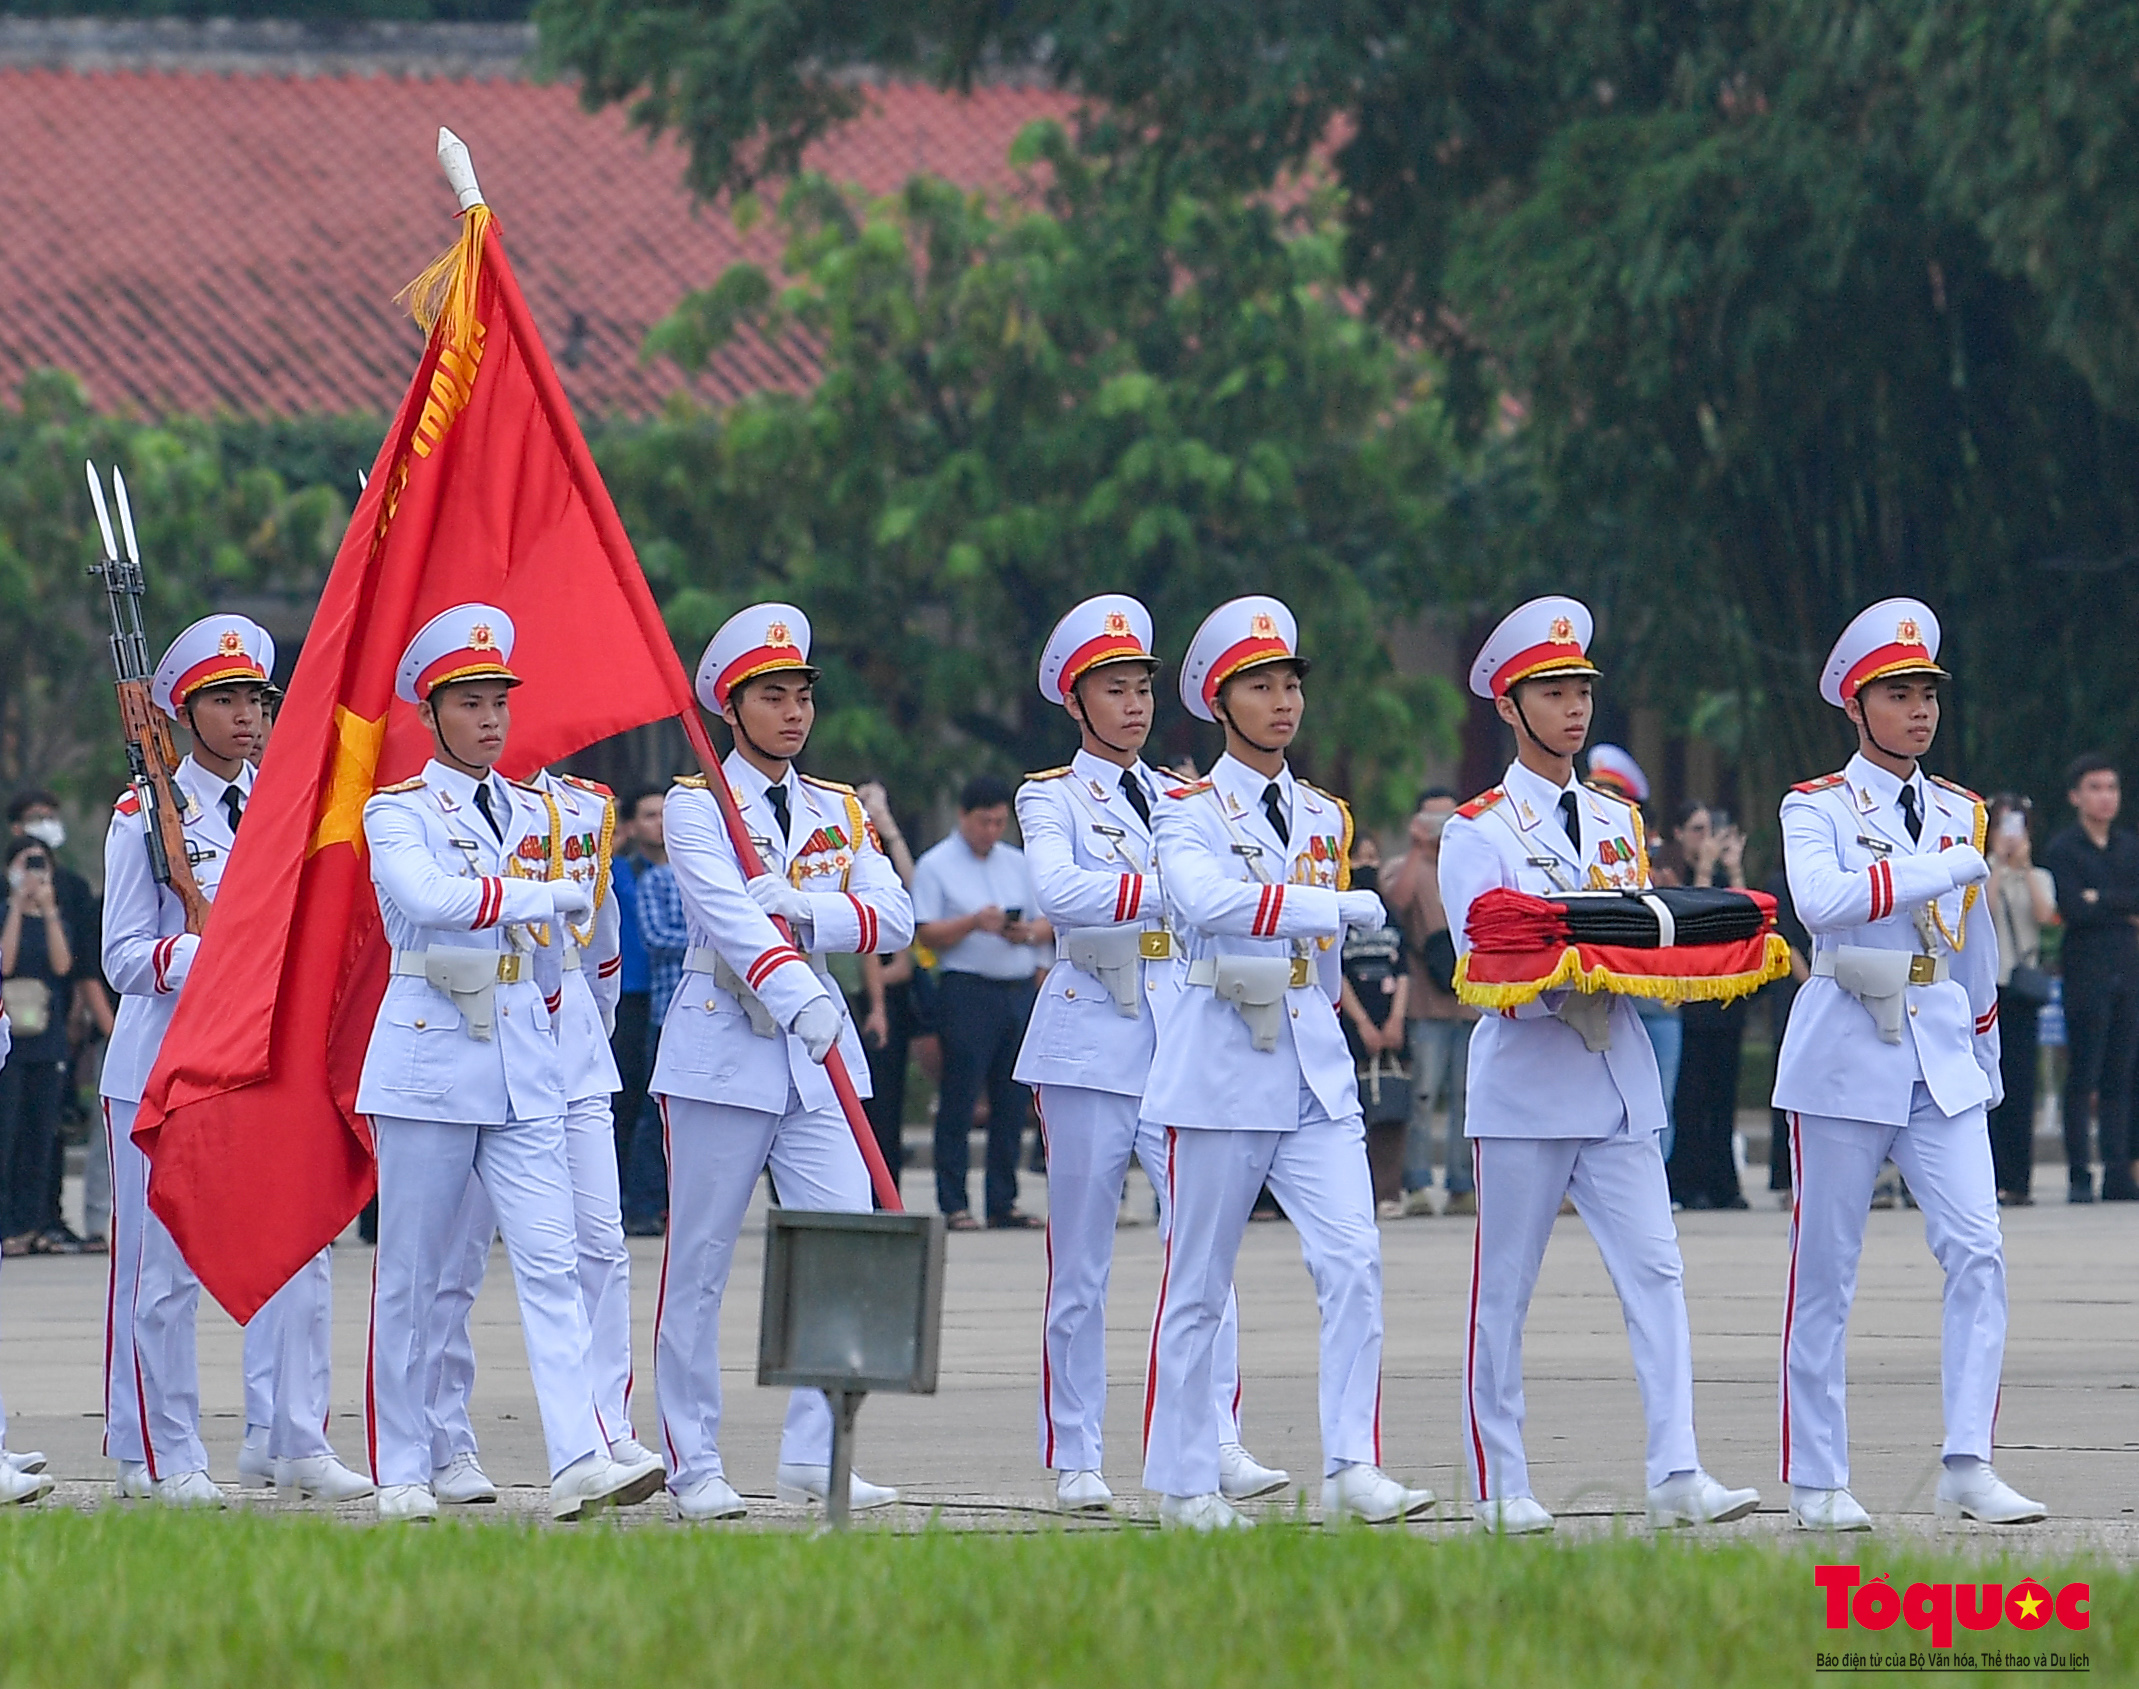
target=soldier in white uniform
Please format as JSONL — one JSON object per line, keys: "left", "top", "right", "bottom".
{"left": 421, "top": 766, "right": 658, "bottom": 1506}
{"left": 1014, "top": 594, "right": 1286, "bottom": 1513}
{"left": 358, "top": 604, "right": 657, "bottom": 1523}
{"left": 0, "top": 1012, "right": 53, "bottom": 1507}
{"left": 1438, "top": 596, "right": 1760, "bottom": 1535}
{"left": 1140, "top": 596, "right": 1432, "bottom": 1531}
{"left": 1773, "top": 598, "right": 2046, "bottom": 1530}
{"left": 102, "top": 615, "right": 370, "bottom": 1508}
{"left": 650, "top": 603, "right": 913, "bottom": 1522}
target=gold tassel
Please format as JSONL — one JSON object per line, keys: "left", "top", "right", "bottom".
{"left": 1454, "top": 936, "right": 1791, "bottom": 1011}
{"left": 398, "top": 203, "right": 492, "bottom": 341}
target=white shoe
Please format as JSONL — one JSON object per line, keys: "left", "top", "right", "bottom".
{"left": 1791, "top": 1486, "right": 1873, "bottom": 1532}
{"left": 1647, "top": 1470, "right": 1761, "bottom": 1527}
{"left": 152, "top": 1470, "right": 226, "bottom": 1510}
{"left": 114, "top": 1461, "right": 154, "bottom": 1500}
{"left": 551, "top": 1452, "right": 640, "bottom": 1522}
{"left": 605, "top": 1440, "right": 667, "bottom": 1508}
{"left": 672, "top": 1475, "right": 748, "bottom": 1522}
{"left": 431, "top": 1451, "right": 498, "bottom": 1505}
{"left": 238, "top": 1428, "right": 276, "bottom": 1490}
{"left": 775, "top": 1462, "right": 899, "bottom": 1512}
{"left": 377, "top": 1483, "right": 439, "bottom": 1522}
{"left": 0, "top": 1465, "right": 53, "bottom": 1506}
{"left": 1218, "top": 1442, "right": 1290, "bottom": 1502}
{"left": 1158, "top": 1491, "right": 1253, "bottom": 1531}
{"left": 1472, "top": 1496, "right": 1556, "bottom": 1535}
{"left": 1324, "top": 1464, "right": 1436, "bottom": 1524}
{"left": 3, "top": 1449, "right": 48, "bottom": 1475}
{"left": 1935, "top": 1464, "right": 2047, "bottom": 1525}
{"left": 1056, "top": 1469, "right": 1114, "bottom": 1511}
{"left": 281, "top": 1455, "right": 374, "bottom": 1503}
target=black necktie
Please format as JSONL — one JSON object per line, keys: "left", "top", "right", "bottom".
{"left": 1261, "top": 781, "right": 1290, "bottom": 847}
{"left": 221, "top": 785, "right": 245, "bottom": 834}
{"left": 1900, "top": 783, "right": 1923, "bottom": 844}
{"left": 766, "top": 781, "right": 792, "bottom": 843}
{"left": 473, "top": 780, "right": 504, "bottom": 841}
{"left": 1119, "top": 768, "right": 1152, "bottom": 830}
{"left": 1558, "top": 791, "right": 1581, "bottom": 855}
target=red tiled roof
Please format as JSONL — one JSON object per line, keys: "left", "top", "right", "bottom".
{"left": 0, "top": 69, "right": 1076, "bottom": 419}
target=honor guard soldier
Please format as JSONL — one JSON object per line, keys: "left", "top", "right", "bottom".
{"left": 1774, "top": 599, "right": 2045, "bottom": 1530}
{"left": 102, "top": 616, "right": 370, "bottom": 1508}
{"left": 1439, "top": 597, "right": 1760, "bottom": 1534}
{"left": 359, "top": 604, "right": 658, "bottom": 1523}
{"left": 650, "top": 603, "right": 914, "bottom": 1522}
{"left": 1014, "top": 595, "right": 1286, "bottom": 1512}
{"left": 422, "top": 763, "right": 659, "bottom": 1506}
{"left": 0, "top": 1013, "right": 53, "bottom": 1507}
{"left": 1140, "top": 596, "right": 1432, "bottom": 1530}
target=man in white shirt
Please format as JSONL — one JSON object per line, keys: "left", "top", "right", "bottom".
{"left": 912, "top": 778, "right": 1053, "bottom": 1228}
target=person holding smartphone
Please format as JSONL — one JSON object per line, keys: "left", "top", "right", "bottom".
{"left": 0, "top": 836, "right": 74, "bottom": 1257}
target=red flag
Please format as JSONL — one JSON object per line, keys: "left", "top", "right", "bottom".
{"left": 133, "top": 203, "right": 719, "bottom": 1321}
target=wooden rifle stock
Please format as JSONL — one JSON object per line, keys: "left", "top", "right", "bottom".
{"left": 114, "top": 677, "right": 211, "bottom": 936}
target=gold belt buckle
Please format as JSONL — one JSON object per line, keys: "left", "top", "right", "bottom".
{"left": 1289, "top": 956, "right": 1311, "bottom": 989}
{"left": 1907, "top": 955, "right": 1937, "bottom": 986}
{"left": 1139, "top": 931, "right": 1172, "bottom": 960}
{"left": 496, "top": 955, "right": 524, "bottom": 985}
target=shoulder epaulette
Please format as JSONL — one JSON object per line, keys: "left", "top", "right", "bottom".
{"left": 1790, "top": 772, "right": 1847, "bottom": 795}
{"left": 561, "top": 774, "right": 615, "bottom": 798}
{"left": 1582, "top": 781, "right": 1634, "bottom": 809}
{"left": 1165, "top": 778, "right": 1214, "bottom": 800}
{"left": 798, "top": 773, "right": 855, "bottom": 796}
{"left": 113, "top": 790, "right": 141, "bottom": 816}
{"left": 1928, "top": 774, "right": 1984, "bottom": 805}
{"left": 374, "top": 776, "right": 427, "bottom": 795}
{"left": 506, "top": 775, "right": 546, "bottom": 792}
{"left": 1455, "top": 787, "right": 1503, "bottom": 820}
{"left": 1022, "top": 766, "right": 1072, "bottom": 783}
{"left": 673, "top": 774, "right": 709, "bottom": 790}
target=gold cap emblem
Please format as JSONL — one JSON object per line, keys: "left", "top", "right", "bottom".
{"left": 1249, "top": 612, "right": 1278, "bottom": 640}
{"left": 1103, "top": 610, "right": 1130, "bottom": 637}
{"left": 217, "top": 630, "right": 245, "bottom": 657}
{"left": 1549, "top": 615, "right": 1574, "bottom": 643}
{"left": 766, "top": 620, "right": 794, "bottom": 647}
{"left": 1896, "top": 616, "right": 1921, "bottom": 645}
{"left": 469, "top": 622, "right": 496, "bottom": 650}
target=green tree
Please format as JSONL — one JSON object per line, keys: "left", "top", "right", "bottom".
{"left": 593, "top": 125, "right": 1465, "bottom": 818}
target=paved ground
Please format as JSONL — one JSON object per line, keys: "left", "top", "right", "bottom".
{"left": 4, "top": 1164, "right": 2134, "bottom": 1550}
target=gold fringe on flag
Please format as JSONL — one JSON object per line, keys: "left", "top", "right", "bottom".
{"left": 1453, "top": 934, "right": 1792, "bottom": 1011}
{"left": 398, "top": 203, "right": 493, "bottom": 342}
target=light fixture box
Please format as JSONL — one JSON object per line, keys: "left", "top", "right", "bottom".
{"left": 757, "top": 1208, "right": 946, "bottom": 1395}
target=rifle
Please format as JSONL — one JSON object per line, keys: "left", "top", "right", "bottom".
{"left": 86, "top": 462, "right": 210, "bottom": 936}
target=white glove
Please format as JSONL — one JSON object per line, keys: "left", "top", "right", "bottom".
{"left": 791, "top": 997, "right": 843, "bottom": 1064}
{"left": 1338, "top": 890, "right": 1387, "bottom": 932}
{"left": 1938, "top": 844, "right": 1990, "bottom": 890}
{"left": 549, "top": 879, "right": 593, "bottom": 921}
{"left": 747, "top": 874, "right": 815, "bottom": 926}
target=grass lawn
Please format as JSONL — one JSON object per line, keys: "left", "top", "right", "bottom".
{"left": 0, "top": 1511, "right": 2122, "bottom": 1686}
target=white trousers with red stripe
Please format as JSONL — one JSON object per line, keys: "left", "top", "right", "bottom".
{"left": 424, "top": 1094, "right": 636, "bottom": 1468}
{"left": 1464, "top": 1133, "right": 1698, "bottom": 1501}
{"left": 1036, "top": 1084, "right": 1242, "bottom": 1473}
{"left": 653, "top": 1089, "right": 870, "bottom": 1494}
{"left": 241, "top": 1247, "right": 335, "bottom": 1460}
{"left": 102, "top": 1097, "right": 207, "bottom": 1477}
{"left": 1141, "top": 1112, "right": 1383, "bottom": 1498}
{"left": 367, "top": 1114, "right": 603, "bottom": 1488}
{"left": 1780, "top": 1089, "right": 2004, "bottom": 1491}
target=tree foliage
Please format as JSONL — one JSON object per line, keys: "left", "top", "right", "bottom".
{"left": 593, "top": 125, "right": 1465, "bottom": 818}
{"left": 540, "top": 0, "right": 2139, "bottom": 808}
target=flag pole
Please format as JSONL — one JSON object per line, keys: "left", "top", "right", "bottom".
{"left": 430, "top": 127, "right": 903, "bottom": 1214}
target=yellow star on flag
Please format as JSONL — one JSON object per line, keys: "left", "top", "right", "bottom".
{"left": 310, "top": 706, "right": 387, "bottom": 855}
{"left": 2015, "top": 1591, "right": 2043, "bottom": 1620}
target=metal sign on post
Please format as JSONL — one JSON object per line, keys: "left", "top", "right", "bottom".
{"left": 758, "top": 1208, "right": 946, "bottom": 1527}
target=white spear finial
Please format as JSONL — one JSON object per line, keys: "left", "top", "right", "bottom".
{"left": 437, "top": 127, "right": 486, "bottom": 213}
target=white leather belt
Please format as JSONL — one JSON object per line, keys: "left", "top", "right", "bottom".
{"left": 686, "top": 944, "right": 832, "bottom": 984}
{"left": 1185, "top": 955, "right": 1310, "bottom": 990}
{"left": 1812, "top": 948, "right": 1947, "bottom": 987}
{"left": 1813, "top": 945, "right": 1948, "bottom": 1045}
{"left": 685, "top": 943, "right": 832, "bottom": 1039}
{"left": 392, "top": 948, "right": 524, "bottom": 985}
{"left": 390, "top": 946, "right": 523, "bottom": 1042}
{"left": 560, "top": 947, "right": 582, "bottom": 972}
{"left": 1184, "top": 953, "right": 1307, "bottom": 1052}
{"left": 1057, "top": 923, "right": 1171, "bottom": 1018}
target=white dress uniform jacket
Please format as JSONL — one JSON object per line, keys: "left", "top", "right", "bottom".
{"left": 1436, "top": 759, "right": 1668, "bottom": 1138}
{"left": 1771, "top": 754, "right": 2001, "bottom": 1124}
{"left": 1013, "top": 749, "right": 1181, "bottom": 1090}
{"left": 101, "top": 756, "right": 253, "bottom": 1104}
{"left": 521, "top": 771, "right": 625, "bottom": 1104}
{"left": 648, "top": 755, "right": 912, "bottom": 1115}
{"left": 354, "top": 760, "right": 564, "bottom": 1125}
{"left": 1141, "top": 755, "right": 1356, "bottom": 1132}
